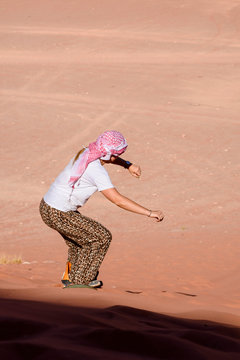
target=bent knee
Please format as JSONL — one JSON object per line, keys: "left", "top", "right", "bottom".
{"left": 107, "top": 230, "right": 112, "bottom": 242}
{"left": 102, "top": 228, "right": 112, "bottom": 246}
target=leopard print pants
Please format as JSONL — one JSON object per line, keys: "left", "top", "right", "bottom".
{"left": 39, "top": 198, "right": 112, "bottom": 284}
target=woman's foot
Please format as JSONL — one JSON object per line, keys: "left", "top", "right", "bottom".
{"left": 88, "top": 280, "right": 103, "bottom": 288}
{"left": 61, "top": 279, "right": 72, "bottom": 286}
{"left": 62, "top": 279, "right": 103, "bottom": 288}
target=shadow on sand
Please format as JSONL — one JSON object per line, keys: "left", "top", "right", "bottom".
{"left": 0, "top": 298, "right": 240, "bottom": 359}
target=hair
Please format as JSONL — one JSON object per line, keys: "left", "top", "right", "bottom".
{"left": 73, "top": 148, "right": 85, "bottom": 164}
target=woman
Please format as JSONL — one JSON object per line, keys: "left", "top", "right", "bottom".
{"left": 39, "top": 130, "right": 164, "bottom": 288}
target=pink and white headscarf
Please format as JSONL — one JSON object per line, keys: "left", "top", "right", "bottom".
{"left": 69, "top": 130, "right": 128, "bottom": 187}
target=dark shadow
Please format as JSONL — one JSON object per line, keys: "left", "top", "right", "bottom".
{"left": 0, "top": 297, "right": 240, "bottom": 359}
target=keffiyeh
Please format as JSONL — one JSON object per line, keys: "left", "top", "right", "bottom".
{"left": 69, "top": 130, "right": 127, "bottom": 187}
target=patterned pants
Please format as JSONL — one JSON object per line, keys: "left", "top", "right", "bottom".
{"left": 39, "top": 199, "right": 112, "bottom": 284}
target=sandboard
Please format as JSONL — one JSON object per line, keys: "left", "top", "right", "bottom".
{"left": 63, "top": 284, "right": 96, "bottom": 289}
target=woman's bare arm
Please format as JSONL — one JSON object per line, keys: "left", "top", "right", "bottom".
{"left": 101, "top": 188, "right": 164, "bottom": 222}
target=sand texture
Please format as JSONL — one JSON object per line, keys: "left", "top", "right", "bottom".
{"left": 0, "top": 1, "right": 240, "bottom": 358}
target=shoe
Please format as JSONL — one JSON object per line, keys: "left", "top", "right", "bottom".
{"left": 61, "top": 279, "right": 72, "bottom": 286}
{"left": 62, "top": 279, "right": 103, "bottom": 289}
{"left": 88, "top": 280, "right": 103, "bottom": 288}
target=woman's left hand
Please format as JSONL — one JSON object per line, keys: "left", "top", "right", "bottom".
{"left": 128, "top": 164, "right": 141, "bottom": 178}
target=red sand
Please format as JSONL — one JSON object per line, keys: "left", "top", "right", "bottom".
{"left": 0, "top": 1, "right": 240, "bottom": 358}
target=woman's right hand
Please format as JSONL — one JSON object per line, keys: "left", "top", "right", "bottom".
{"left": 149, "top": 210, "right": 164, "bottom": 222}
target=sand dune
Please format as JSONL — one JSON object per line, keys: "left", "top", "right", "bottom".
{"left": 1, "top": 298, "right": 240, "bottom": 360}
{"left": 0, "top": 0, "right": 240, "bottom": 358}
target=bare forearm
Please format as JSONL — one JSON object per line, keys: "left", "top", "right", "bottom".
{"left": 114, "top": 194, "right": 150, "bottom": 216}
{"left": 102, "top": 188, "right": 164, "bottom": 221}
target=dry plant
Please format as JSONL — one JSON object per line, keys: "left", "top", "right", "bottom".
{"left": 0, "top": 254, "right": 22, "bottom": 265}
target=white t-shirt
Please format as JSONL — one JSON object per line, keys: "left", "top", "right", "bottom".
{"left": 44, "top": 156, "right": 114, "bottom": 212}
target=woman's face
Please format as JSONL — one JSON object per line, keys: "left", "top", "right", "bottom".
{"left": 101, "top": 155, "right": 117, "bottom": 164}
{"left": 110, "top": 155, "right": 118, "bottom": 162}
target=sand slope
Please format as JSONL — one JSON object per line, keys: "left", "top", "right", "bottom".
{"left": 0, "top": 0, "right": 240, "bottom": 358}
{"left": 1, "top": 298, "right": 240, "bottom": 360}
